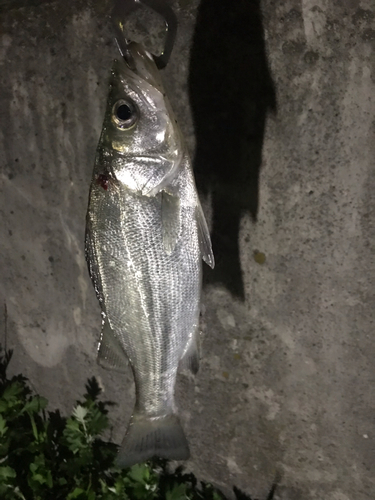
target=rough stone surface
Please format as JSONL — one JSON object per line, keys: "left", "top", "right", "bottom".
{"left": 1, "top": 0, "right": 375, "bottom": 499}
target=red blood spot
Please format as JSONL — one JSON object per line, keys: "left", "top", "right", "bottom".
{"left": 97, "top": 173, "right": 110, "bottom": 191}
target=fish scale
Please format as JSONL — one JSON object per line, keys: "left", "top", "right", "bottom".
{"left": 85, "top": 43, "right": 213, "bottom": 467}
{"left": 90, "top": 175, "right": 200, "bottom": 412}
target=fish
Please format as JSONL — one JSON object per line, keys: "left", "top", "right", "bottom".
{"left": 85, "top": 42, "right": 214, "bottom": 467}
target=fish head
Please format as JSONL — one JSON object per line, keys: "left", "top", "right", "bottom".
{"left": 97, "top": 43, "right": 183, "bottom": 196}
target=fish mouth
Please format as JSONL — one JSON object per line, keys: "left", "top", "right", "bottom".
{"left": 115, "top": 43, "right": 165, "bottom": 92}
{"left": 111, "top": 44, "right": 164, "bottom": 97}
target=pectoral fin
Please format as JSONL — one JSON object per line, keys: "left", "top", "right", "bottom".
{"left": 161, "top": 191, "right": 180, "bottom": 254}
{"left": 195, "top": 203, "right": 215, "bottom": 269}
{"left": 97, "top": 317, "right": 128, "bottom": 373}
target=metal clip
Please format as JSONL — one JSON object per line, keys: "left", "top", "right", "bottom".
{"left": 112, "top": 0, "right": 177, "bottom": 69}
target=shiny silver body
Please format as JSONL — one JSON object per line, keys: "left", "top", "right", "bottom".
{"left": 85, "top": 44, "right": 213, "bottom": 466}
{"left": 87, "top": 156, "right": 201, "bottom": 415}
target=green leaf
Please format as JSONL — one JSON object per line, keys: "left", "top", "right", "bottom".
{"left": 66, "top": 418, "right": 81, "bottom": 431}
{"left": 72, "top": 405, "right": 89, "bottom": 424}
{"left": 22, "top": 396, "right": 48, "bottom": 414}
{"left": 33, "top": 473, "right": 45, "bottom": 484}
{"left": 0, "top": 415, "right": 8, "bottom": 436}
{"left": 2, "top": 382, "right": 24, "bottom": 401}
{"left": 28, "top": 455, "right": 53, "bottom": 490}
{"left": 166, "top": 483, "right": 188, "bottom": 500}
{"left": 86, "top": 407, "right": 108, "bottom": 436}
{"left": 67, "top": 487, "right": 85, "bottom": 499}
{"left": 128, "top": 463, "right": 149, "bottom": 484}
{"left": 0, "top": 466, "right": 16, "bottom": 479}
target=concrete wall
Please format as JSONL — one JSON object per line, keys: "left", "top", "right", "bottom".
{"left": 1, "top": 1, "right": 374, "bottom": 498}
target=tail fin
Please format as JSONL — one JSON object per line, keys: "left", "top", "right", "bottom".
{"left": 116, "top": 412, "right": 190, "bottom": 468}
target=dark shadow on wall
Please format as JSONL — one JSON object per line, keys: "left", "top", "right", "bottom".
{"left": 189, "top": 0, "right": 276, "bottom": 299}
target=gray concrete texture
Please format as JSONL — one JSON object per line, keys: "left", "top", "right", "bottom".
{"left": 0, "top": 0, "right": 374, "bottom": 498}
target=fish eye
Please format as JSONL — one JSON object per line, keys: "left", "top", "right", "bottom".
{"left": 112, "top": 99, "right": 138, "bottom": 130}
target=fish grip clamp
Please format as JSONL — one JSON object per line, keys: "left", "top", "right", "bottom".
{"left": 112, "top": 0, "right": 177, "bottom": 69}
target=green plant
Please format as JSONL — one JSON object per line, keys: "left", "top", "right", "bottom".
{"left": 0, "top": 347, "right": 257, "bottom": 500}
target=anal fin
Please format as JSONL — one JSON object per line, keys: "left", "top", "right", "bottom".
{"left": 97, "top": 317, "right": 128, "bottom": 373}
{"left": 179, "top": 331, "right": 200, "bottom": 375}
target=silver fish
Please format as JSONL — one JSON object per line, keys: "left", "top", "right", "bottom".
{"left": 85, "top": 43, "right": 214, "bottom": 467}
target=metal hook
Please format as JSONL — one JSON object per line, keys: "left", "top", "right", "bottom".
{"left": 112, "top": 0, "right": 177, "bottom": 69}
